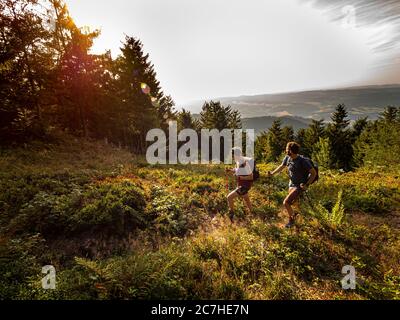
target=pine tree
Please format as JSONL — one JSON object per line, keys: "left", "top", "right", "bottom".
{"left": 282, "top": 126, "right": 294, "bottom": 145}
{"left": 267, "top": 120, "right": 284, "bottom": 161}
{"left": 229, "top": 110, "right": 242, "bottom": 130}
{"left": 56, "top": 27, "right": 100, "bottom": 137}
{"left": 113, "top": 36, "right": 170, "bottom": 152}
{"left": 326, "top": 104, "right": 353, "bottom": 170}
{"left": 353, "top": 115, "right": 400, "bottom": 167}
{"left": 199, "top": 101, "right": 241, "bottom": 130}
{"left": 296, "top": 128, "right": 307, "bottom": 156}
{"left": 255, "top": 131, "right": 269, "bottom": 162}
{"left": 313, "top": 137, "right": 332, "bottom": 169}
{"left": 177, "top": 109, "right": 199, "bottom": 131}
{"left": 380, "top": 106, "right": 398, "bottom": 123}
{"left": 330, "top": 104, "right": 350, "bottom": 130}
{"left": 352, "top": 117, "right": 369, "bottom": 141}
{"left": 304, "top": 119, "right": 325, "bottom": 157}
{"left": 0, "top": 0, "right": 54, "bottom": 141}
{"left": 199, "top": 101, "right": 242, "bottom": 161}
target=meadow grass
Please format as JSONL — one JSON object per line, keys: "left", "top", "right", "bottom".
{"left": 0, "top": 137, "right": 399, "bottom": 300}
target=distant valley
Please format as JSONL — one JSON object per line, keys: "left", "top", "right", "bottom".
{"left": 184, "top": 84, "right": 400, "bottom": 122}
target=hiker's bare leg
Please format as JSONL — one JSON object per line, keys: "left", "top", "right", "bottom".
{"left": 293, "top": 198, "right": 300, "bottom": 214}
{"left": 227, "top": 190, "right": 239, "bottom": 211}
{"left": 242, "top": 194, "right": 252, "bottom": 213}
{"left": 283, "top": 187, "right": 297, "bottom": 219}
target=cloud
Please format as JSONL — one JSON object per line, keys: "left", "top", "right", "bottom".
{"left": 301, "top": 0, "right": 400, "bottom": 53}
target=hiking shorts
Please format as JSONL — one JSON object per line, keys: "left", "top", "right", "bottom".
{"left": 286, "top": 186, "right": 303, "bottom": 205}
{"left": 234, "top": 185, "right": 251, "bottom": 196}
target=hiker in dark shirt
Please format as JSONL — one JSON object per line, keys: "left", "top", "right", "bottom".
{"left": 268, "top": 142, "right": 317, "bottom": 228}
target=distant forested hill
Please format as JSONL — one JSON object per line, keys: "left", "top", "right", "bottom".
{"left": 241, "top": 116, "right": 311, "bottom": 134}
{"left": 185, "top": 84, "right": 400, "bottom": 120}
{"left": 192, "top": 114, "right": 311, "bottom": 135}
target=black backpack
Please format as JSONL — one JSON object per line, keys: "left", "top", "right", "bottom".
{"left": 300, "top": 156, "right": 319, "bottom": 184}
{"left": 252, "top": 159, "right": 260, "bottom": 182}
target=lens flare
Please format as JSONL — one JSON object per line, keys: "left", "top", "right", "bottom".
{"left": 141, "top": 83, "right": 151, "bottom": 95}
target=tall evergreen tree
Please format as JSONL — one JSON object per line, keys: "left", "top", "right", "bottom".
{"left": 200, "top": 101, "right": 241, "bottom": 130}
{"left": 380, "top": 106, "right": 398, "bottom": 123}
{"left": 255, "top": 130, "right": 269, "bottom": 162}
{"left": 266, "top": 120, "right": 284, "bottom": 161}
{"left": 326, "top": 104, "right": 353, "bottom": 170}
{"left": 303, "top": 119, "right": 325, "bottom": 157}
{"left": 56, "top": 27, "right": 100, "bottom": 137}
{"left": 0, "top": 0, "right": 53, "bottom": 140}
{"left": 296, "top": 128, "right": 307, "bottom": 156}
{"left": 177, "top": 109, "right": 199, "bottom": 132}
{"left": 353, "top": 117, "right": 400, "bottom": 167}
{"left": 313, "top": 137, "right": 332, "bottom": 169}
{"left": 282, "top": 126, "right": 295, "bottom": 145}
{"left": 199, "top": 101, "right": 242, "bottom": 161}
{"left": 352, "top": 117, "right": 369, "bottom": 141}
{"left": 113, "top": 36, "right": 172, "bottom": 152}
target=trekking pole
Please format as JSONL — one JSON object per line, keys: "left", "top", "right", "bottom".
{"left": 225, "top": 170, "right": 229, "bottom": 191}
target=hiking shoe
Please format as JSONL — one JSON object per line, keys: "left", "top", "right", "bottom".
{"left": 285, "top": 213, "right": 299, "bottom": 229}
{"left": 285, "top": 220, "right": 294, "bottom": 228}
{"left": 285, "top": 217, "right": 295, "bottom": 229}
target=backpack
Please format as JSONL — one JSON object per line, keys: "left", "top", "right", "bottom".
{"left": 239, "top": 158, "right": 260, "bottom": 182}
{"left": 300, "top": 156, "right": 319, "bottom": 184}
{"left": 252, "top": 159, "right": 260, "bottom": 182}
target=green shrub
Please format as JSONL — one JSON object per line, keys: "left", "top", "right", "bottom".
{"left": 148, "top": 186, "right": 188, "bottom": 236}
{"left": 8, "top": 192, "right": 69, "bottom": 236}
{"left": 191, "top": 182, "right": 218, "bottom": 195}
{"left": 60, "top": 244, "right": 207, "bottom": 300}
{"left": 70, "top": 180, "right": 147, "bottom": 234}
{"left": 5, "top": 179, "right": 147, "bottom": 237}
{"left": 0, "top": 235, "right": 43, "bottom": 299}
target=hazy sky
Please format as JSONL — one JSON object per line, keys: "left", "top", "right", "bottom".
{"left": 65, "top": 0, "right": 400, "bottom": 106}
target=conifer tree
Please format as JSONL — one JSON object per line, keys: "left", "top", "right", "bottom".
{"left": 296, "top": 128, "right": 307, "bottom": 156}
{"left": 267, "top": 120, "right": 284, "bottom": 161}
{"left": 380, "top": 106, "right": 398, "bottom": 123}
{"left": 199, "top": 101, "right": 242, "bottom": 161}
{"left": 282, "top": 126, "right": 295, "bottom": 145}
{"left": 326, "top": 104, "right": 353, "bottom": 170}
{"left": 304, "top": 119, "right": 325, "bottom": 157}
{"left": 313, "top": 137, "right": 332, "bottom": 169}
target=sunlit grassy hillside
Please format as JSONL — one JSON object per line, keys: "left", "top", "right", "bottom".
{"left": 1, "top": 136, "right": 399, "bottom": 300}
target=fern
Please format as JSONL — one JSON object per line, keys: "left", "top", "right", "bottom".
{"left": 307, "top": 190, "right": 345, "bottom": 230}
{"left": 331, "top": 189, "right": 345, "bottom": 227}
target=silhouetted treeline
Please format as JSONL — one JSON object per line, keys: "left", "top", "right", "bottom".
{"left": 256, "top": 105, "right": 400, "bottom": 170}
{"left": 0, "top": 0, "right": 175, "bottom": 152}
